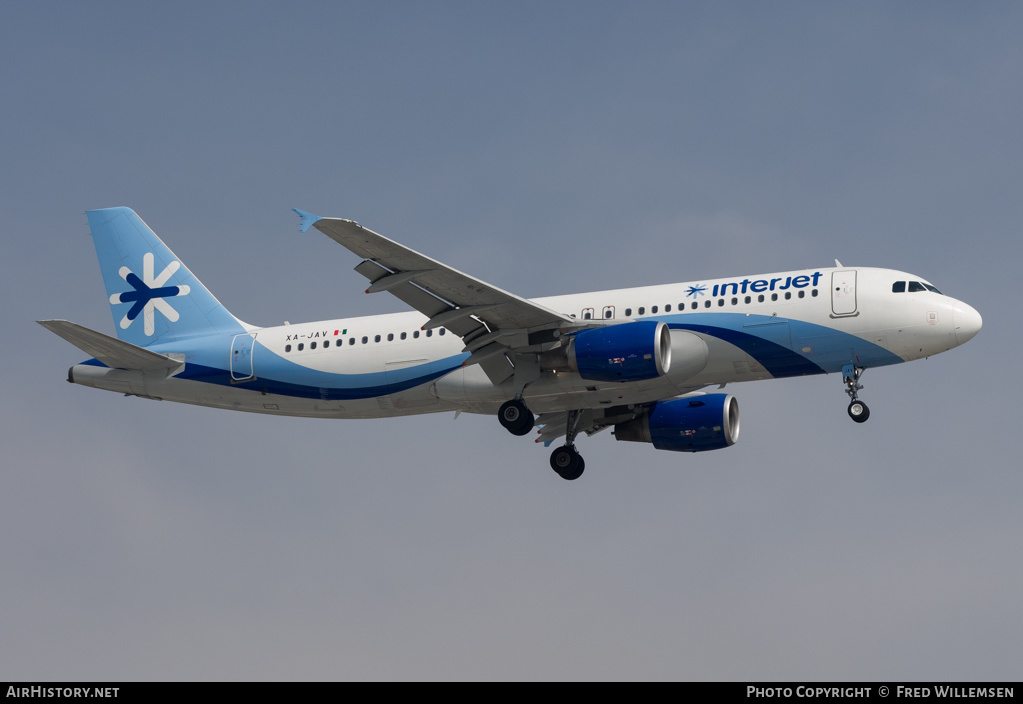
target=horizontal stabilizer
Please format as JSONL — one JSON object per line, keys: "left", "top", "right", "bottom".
{"left": 37, "top": 320, "right": 184, "bottom": 372}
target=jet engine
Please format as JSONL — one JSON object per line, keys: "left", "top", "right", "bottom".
{"left": 614, "top": 394, "right": 739, "bottom": 452}
{"left": 542, "top": 320, "right": 672, "bottom": 382}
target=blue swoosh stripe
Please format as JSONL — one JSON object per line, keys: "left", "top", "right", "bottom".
{"left": 177, "top": 362, "right": 459, "bottom": 400}
{"left": 668, "top": 322, "right": 824, "bottom": 377}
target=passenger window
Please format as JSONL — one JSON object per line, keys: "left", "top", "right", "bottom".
{"left": 439, "top": 329, "right": 446, "bottom": 336}
{"left": 811, "top": 289, "right": 819, "bottom": 297}
{"left": 285, "top": 344, "right": 292, "bottom": 352}
{"left": 784, "top": 292, "right": 791, "bottom": 300}
{"left": 414, "top": 330, "right": 420, "bottom": 339}
{"left": 758, "top": 295, "right": 765, "bottom": 303}
{"left": 909, "top": 281, "right": 926, "bottom": 293}
{"left": 361, "top": 336, "right": 368, "bottom": 344}
{"left": 638, "top": 307, "right": 645, "bottom": 315}
{"left": 771, "top": 293, "right": 778, "bottom": 301}
{"left": 692, "top": 302, "right": 698, "bottom": 310}
{"left": 426, "top": 330, "right": 433, "bottom": 337}
{"left": 718, "top": 299, "right": 724, "bottom": 307}
{"left": 374, "top": 335, "right": 381, "bottom": 343}
{"left": 731, "top": 297, "right": 738, "bottom": 305}
{"left": 387, "top": 333, "right": 394, "bottom": 341}
{"left": 349, "top": 338, "right": 355, "bottom": 345}
{"left": 651, "top": 305, "right": 658, "bottom": 314}
{"left": 311, "top": 341, "right": 317, "bottom": 350}
{"left": 324, "top": 340, "right": 330, "bottom": 348}
{"left": 625, "top": 308, "right": 632, "bottom": 317}
{"left": 704, "top": 300, "right": 711, "bottom": 308}
{"left": 298, "top": 343, "right": 304, "bottom": 351}
{"left": 604, "top": 309, "right": 613, "bottom": 319}
{"left": 892, "top": 281, "right": 906, "bottom": 293}
{"left": 744, "top": 296, "right": 751, "bottom": 304}
{"left": 401, "top": 332, "right": 407, "bottom": 340}
{"left": 665, "top": 304, "right": 671, "bottom": 312}
{"left": 798, "top": 290, "right": 805, "bottom": 298}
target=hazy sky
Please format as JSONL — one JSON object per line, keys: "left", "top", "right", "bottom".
{"left": 2, "top": 2, "right": 1020, "bottom": 680}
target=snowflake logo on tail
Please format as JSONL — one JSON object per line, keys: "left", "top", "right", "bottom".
{"left": 109, "top": 253, "right": 191, "bottom": 335}
{"left": 685, "top": 284, "right": 707, "bottom": 298}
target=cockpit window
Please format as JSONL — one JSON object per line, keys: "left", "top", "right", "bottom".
{"left": 894, "top": 280, "right": 942, "bottom": 294}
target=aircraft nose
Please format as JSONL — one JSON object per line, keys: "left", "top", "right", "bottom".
{"left": 953, "top": 302, "right": 982, "bottom": 346}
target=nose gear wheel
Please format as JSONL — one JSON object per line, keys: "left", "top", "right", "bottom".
{"left": 842, "top": 365, "right": 870, "bottom": 423}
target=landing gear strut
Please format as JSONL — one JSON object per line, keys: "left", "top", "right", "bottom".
{"left": 549, "top": 409, "right": 585, "bottom": 480}
{"left": 843, "top": 364, "right": 870, "bottom": 423}
{"left": 498, "top": 399, "right": 535, "bottom": 436}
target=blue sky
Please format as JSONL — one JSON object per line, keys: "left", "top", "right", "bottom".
{"left": 2, "top": 2, "right": 1020, "bottom": 680}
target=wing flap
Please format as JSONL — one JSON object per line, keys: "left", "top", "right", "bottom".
{"left": 38, "top": 320, "right": 184, "bottom": 372}
{"left": 353, "top": 258, "right": 488, "bottom": 340}
{"left": 534, "top": 407, "right": 637, "bottom": 446}
{"left": 355, "top": 260, "right": 450, "bottom": 319}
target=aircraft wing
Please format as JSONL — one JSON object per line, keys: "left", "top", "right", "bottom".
{"left": 297, "top": 210, "right": 577, "bottom": 384}
{"left": 533, "top": 389, "right": 710, "bottom": 446}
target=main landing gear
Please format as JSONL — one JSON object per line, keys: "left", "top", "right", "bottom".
{"left": 497, "top": 401, "right": 586, "bottom": 480}
{"left": 498, "top": 399, "right": 535, "bottom": 436}
{"left": 843, "top": 364, "right": 870, "bottom": 423}
{"left": 550, "top": 445, "right": 585, "bottom": 481}
{"left": 549, "top": 409, "right": 585, "bottom": 481}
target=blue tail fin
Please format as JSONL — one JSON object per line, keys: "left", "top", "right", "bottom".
{"left": 86, "top": 207, "right": 246, "bottom": 347}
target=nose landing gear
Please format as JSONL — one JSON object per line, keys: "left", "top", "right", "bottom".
{"left": 843, "top": 364, "right": 870, "bottom": 423}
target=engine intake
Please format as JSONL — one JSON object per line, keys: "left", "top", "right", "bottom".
{"left": 614, "top": 394, "right": 740, "bottom": 452}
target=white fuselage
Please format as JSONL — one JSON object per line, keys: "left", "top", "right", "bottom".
{"left": 69, "top": 266, "right": 981, "bottom": 419}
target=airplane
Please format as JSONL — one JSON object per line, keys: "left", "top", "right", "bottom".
{"left": 39, "top": 207, "right": 982, "bottom": 480}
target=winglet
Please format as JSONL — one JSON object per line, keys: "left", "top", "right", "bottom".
{"left": 293, "top": 208, "right": 323, "bottom": 233}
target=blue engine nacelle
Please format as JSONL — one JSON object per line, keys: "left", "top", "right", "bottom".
{"left": 565, "top": 320, "right": 672, "bottom": 382}
{"left": 613, "top": 394, "right": 740, "bottom": 452}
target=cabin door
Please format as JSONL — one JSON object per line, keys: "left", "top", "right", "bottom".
{"left": 831, "top": 270, "right": 858, "bottom": 316}
{"left": 231, "top": 333, "right": 257, "bottom": 381}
